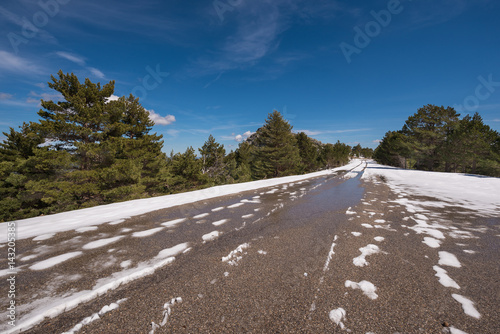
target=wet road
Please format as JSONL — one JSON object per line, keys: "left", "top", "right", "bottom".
{"left": 2, "top": 161, "right": 499, "bottom": 333}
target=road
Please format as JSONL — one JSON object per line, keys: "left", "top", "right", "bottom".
{"left": 2, "top": 161, "right": 499, "bottom": 333}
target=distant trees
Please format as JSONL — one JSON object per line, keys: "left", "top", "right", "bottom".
{"left": 374, "top": 104, "right": 500, "bottom": 176}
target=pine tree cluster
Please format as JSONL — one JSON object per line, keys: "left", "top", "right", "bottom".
{"left": 374, "top": 104, "right": 500, "bottom": 176}
{"left": 1, "top": 72, "right": 364, "bottom": 222}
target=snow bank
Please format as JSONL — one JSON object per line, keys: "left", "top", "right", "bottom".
{"left": 362, "top": 161, "right": 500, "bottom": 216}
{"left": 1, "top": 160, "right": 362, "bottom": 243}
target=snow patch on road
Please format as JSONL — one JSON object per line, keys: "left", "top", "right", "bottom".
{"left": 351, "top": 232, "right": 362, "bottom": 237}
{"left": 345, "top": 280, "right": 378, "bottom": 299}
{"left": 33, "top": 233, "right": 55, "bottom": 241}
{"left": 193, "top": 213, "right": 209, "bottom": 219}
{"left": 452, "top": 294, "right": 481, "bottom": 319}
{"left": 422, "top": 237, "right": 441, "bottom": 248}
{"left": 161, "top": 218, "right": 186, "bottom": 228}
{"left": 62, "top": 298, "right": 127, "bottom": 334}
{"left": 212, "top": 219, "right": 228, "bottom": 226}
{"left": 202, "top": 231, "right": 221, "bottom": 242}
{"left": 433, "top": 265, "right": 460, "bottom": 289}
{"left": 212, "top": 206, "right": 224, "bottom": 212}
{"left": 438, "top": 251, "right": 461, "bottom": 268}
{"left": 353, "top": 244, "right": 380, "bottom": 267}
{"left": 30, "top": 252, "right": 83, "bottom": 271}
{"left": 222, "top": 243, "right": 250, "bottom": 265}
{"left": 132, "top": 227, "right": 164, "bottom": 238}
{"left": 329, "top": 308, "right": 347, "bottom": 329}
{"left": 374, "top": 236, "right": 385, "bottom": 242}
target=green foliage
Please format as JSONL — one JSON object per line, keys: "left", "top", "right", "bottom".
{"left": 375, "top": 105, "right": 500, "bottom": 176}
{"left": 0, "top": 71, "right": 166, "bottom": 221}
{"left": 252, "top": 110, "right": 302, "bottom": 178}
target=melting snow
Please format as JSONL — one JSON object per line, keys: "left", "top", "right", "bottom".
{"left": 353, "top": 244, "right": 380, "bottom": 267}
{"left": 422, "top": 237, "right": 441, "bottom": 248}
{"left": 82, "top": 236, "right": 124, "bottom": 250}
{"left": 212, "top": 219, "right": 228, "bottom": 226}
{"left": 329, "top": 308, "right": 347, "bottom": 329}
{"left": 30, "top": 252, "right": 83, "bottom": 271}
{"left": 132, "top": 227, "right": 164, "bottom": 238}
{"left": 438, "top": 251, "right": 461, "bottom": 268}
{"left": 452, "top": 294, "right": 481, "bottom": 319}
{"left": 222, "top": 243, "right": 250, "bottom": 265}
{"left": 193, "top": 213, "right": 209, "bottom": 219}
{"left": 345, "top": 280, "right": 378, "bottom": 300}
{"left": 161, "top": 218, "right": 186, "bottom": 228}
{"left": 351, "top": 232, "right": 362, "bottom": 237}
{"left": 433, "top": 265, "right": 460, "bottom": 289}
{"left": 202, "top": 231, "right": 221, "bottom": 242}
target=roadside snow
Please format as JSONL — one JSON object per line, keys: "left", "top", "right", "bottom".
{"left": 202, "top": 231, "right": 221, "bottom": 242}
{"left": 329, "top": 308, "right": 347, "bottom": 329}
{"left": 353, "top": 244, "right": 380, "bottom": 267}
{"left": 362, "top": 161, "right": 500, "bottom": 216}
{"left": 0, "top": 160, "right": 361, "bottom": 243}
{"left": 212, "top": 219, "right": 229, "bottom": 226}
{"left": 433, "top": 265, "right": 460, "bottom": 289}
{"left": 161, "top": 218, "right": 186, "bottom": 228}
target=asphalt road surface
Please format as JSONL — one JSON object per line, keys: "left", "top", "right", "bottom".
{"left": 2, "top": 163, "right": 499, "bottom": 333}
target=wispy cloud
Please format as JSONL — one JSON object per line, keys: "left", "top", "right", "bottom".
{"left": 0, "top": 51, "right": 43, "bottom": 74}
{"left": 56, "top": 51, "right": 86, "bottom": 66}
{"left": 26, "top": 91, "right": 63, "bottom": 104}
{"left": 0, "top": 92, "right": 13, "bottom": 100}
{"left": 148, "top": 110, "right": 176, "bottom": 126}
{"left": 54, "top": 51, "right": 106, "bottom": 79}
{"left": 88, "top": 67, "right": 105, "bottom": 79}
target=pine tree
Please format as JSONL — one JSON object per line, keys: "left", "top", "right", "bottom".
{"left": 199, "top": 134, "right": 226, "bottom": 181}
{"left": 253, "top": 111, "right": 302, "bottom": 178}
{"left": 401, "top": 104, "right": 460, "bottom": 170}
{"left": 296, "top": 132, "right": 319, "bottom": 172}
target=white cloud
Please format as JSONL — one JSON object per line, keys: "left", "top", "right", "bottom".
{"left": 88, "top": 67, "right": 105, "bottom": 79}
{"left": 0, "top": 51, "right": 42, "bottom": 74}
{"left": 0, "top": 93, "right": 13, "bottom": 100}
{"left": 56, "top": 51, "right": 86, "bottom": 66}
{"left": 148, "top": 110, "right": 176, "bottom": 125}
{"left": 230, "top": 131, "right": 255, "bottom": 142}
{"left": 373, "top": 139, "right": 382, "bottom": 144}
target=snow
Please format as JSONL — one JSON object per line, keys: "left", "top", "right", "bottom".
{"left": 30, "top": 252, "right": 83, "bottom": 271}
{"left": 361, "top": 224, "right": 373, "bottom": 229}
{"left": 329, "top": 308, "right": 346, "bottom": 329}
{"left": 345, "top": 280, "right": 378, "bottom": 300}
{"left": 222, "top": 243, "right": 250, "bottom": 265}
{"left": 449, "top": 326, "right": 469, "bottom": 334}
{"left": 33, "top": 233, "right": 55, "bottom": 241}
{"left": 438, "top": 251, "right": 461, "bottom": 268}
{"left": 228, "top": 202, "right": 245, "bottom": 208}
{"left": 452, "top": 294, "right": 481, "bottom": 319}
{"left": 155, "top": 243, "right": 190, "bottom": 260}
{"left": 161, "top": 218, "right": 186, "bottom": 228}
{"left": 212, "top": 219, "right": 229, "bottom": 226}
{"left": 75, "top": 226, "right": 98, "bottom": 233}
{"left": 422, "top": 237, "right": 441, "bottom": 248}
{"left": 202, "top": 231, "right": 221, "bottom": 241}
{"left": 212, "top": 206, "right": 224, "bottom": 212}
{"left": 351, "top": 232, "right": 362, "bottom": 237}
{"left": 345, "top": 207, "right": 356, "bottom": 215}
{"left": 353, "top": 244, "right": 380, "bottom": 267}
{"left": 374, "top": 236, "right": 385, "bottom": 242}
{"left": 132, "top": 227, "right": 164, "bottom": 238}
{"left": 242, "top": 214, "right": 254, "bottom": 219}
{"left": 323, "top": 236, "right": 338, "bottom": 272}
{"left": 362, "top": 161, "right": 500, "bottom": 217}
{"left": 82, "top": 236, "right": 124, "bottom": 250}
{"left": 193, "top": 213, "right": 209, "bottom": 219}
{"left": 0, "top": 160, "right": 361, "bottom": 243}
{"left": 62, "top": 298, "right": 127, "bottom": 334}
{"left": 433, "top": 265, "right": 460, "bottom": 289}
{"left": 120, "top": 260, "right": 132, "bottom": 268}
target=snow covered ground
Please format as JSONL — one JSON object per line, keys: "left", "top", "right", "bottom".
{"left": 362, "top": 161, "right": 500, "bottom": 217}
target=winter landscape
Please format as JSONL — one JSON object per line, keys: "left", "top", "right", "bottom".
{"left": 1, "top": 0, "right": 500, "bottom": 333}
{"left": 1, "top": 159, "right": 499, "bottom": 333}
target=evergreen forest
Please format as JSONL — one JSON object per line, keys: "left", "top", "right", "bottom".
{"left": 0, "top": 72, "right": 370, "bottom": 222}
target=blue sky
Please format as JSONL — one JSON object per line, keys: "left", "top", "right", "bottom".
{"left": 1, "top": 0, "right": 499, "bottom": 154}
